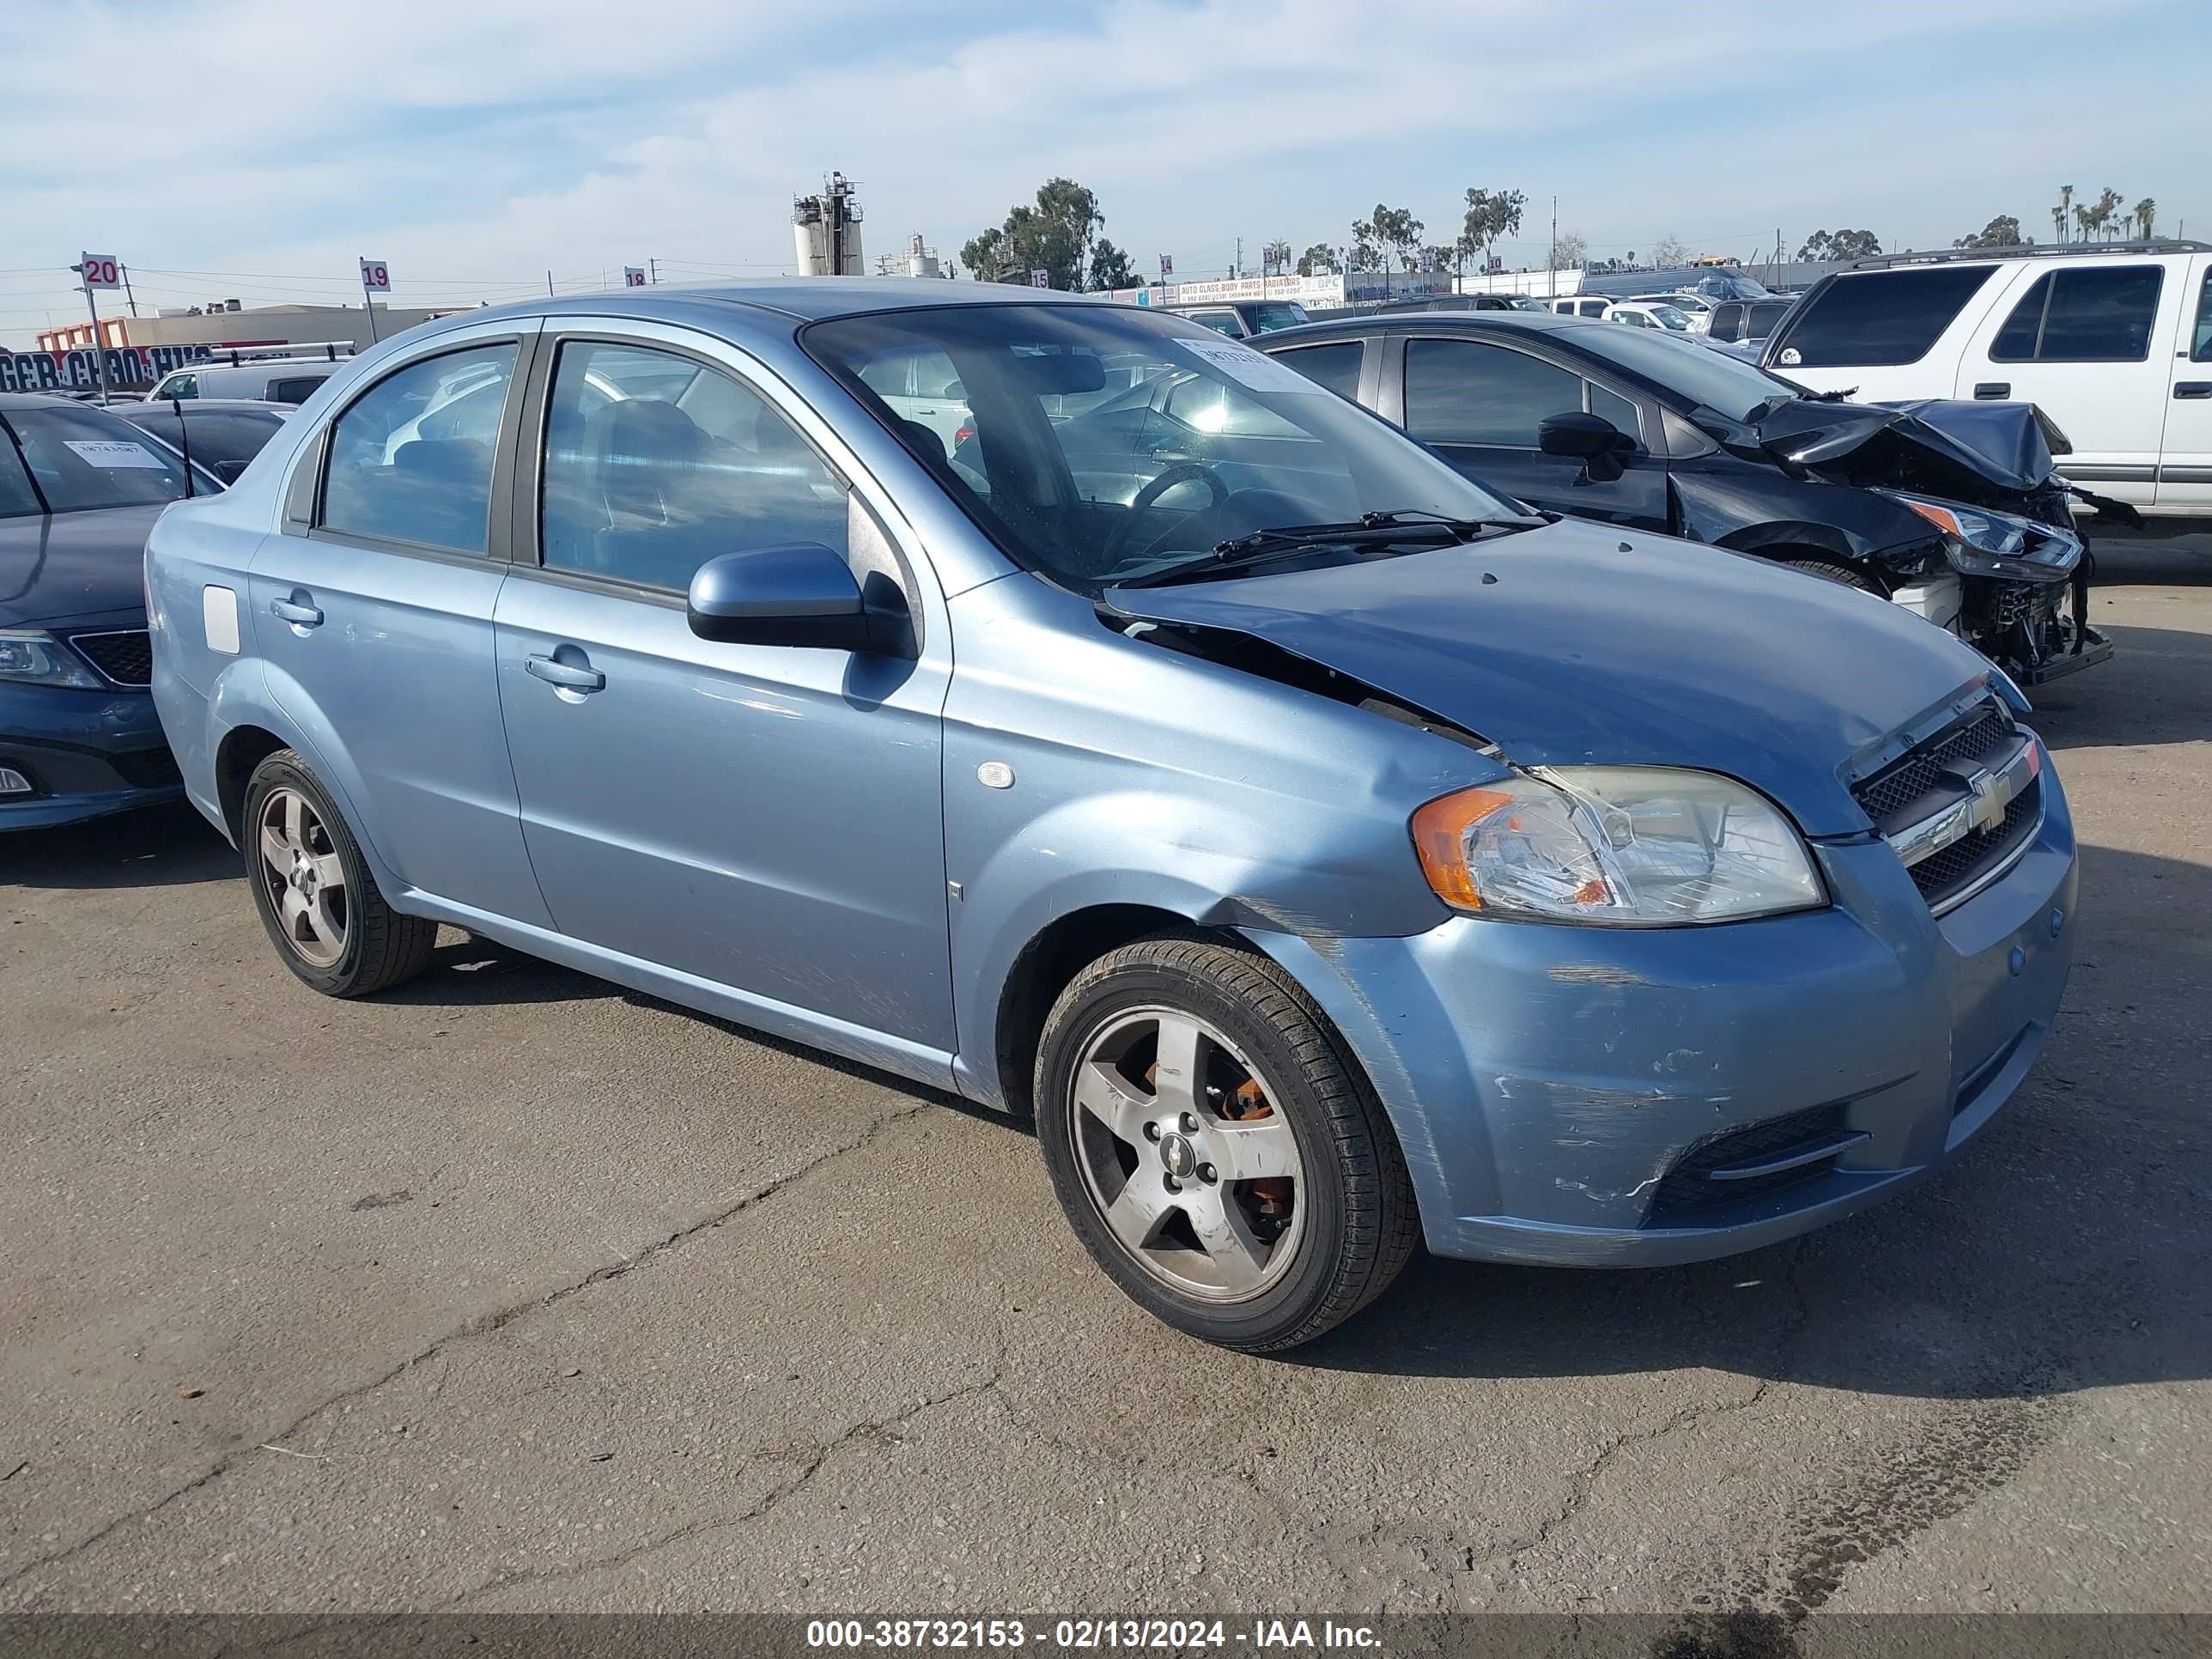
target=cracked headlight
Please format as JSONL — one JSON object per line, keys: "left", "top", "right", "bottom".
{"left": 1879, "top": 489, "right": 2081, "bottom": 582}
{"left": 0, "top": 629, "right": 105, "bottom": 689}
{"left": 1412, "top": 768, "right": 1825, "bottom": 926}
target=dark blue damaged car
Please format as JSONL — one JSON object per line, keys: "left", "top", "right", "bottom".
{"left": 2, "top": 395, "right": 220, "bottom": 830}
{"left": 143, "top": 285, "right": 2076, "bottom": 1351}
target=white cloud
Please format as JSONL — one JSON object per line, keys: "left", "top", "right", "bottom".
{"left": 2, "top": 0, "right": 2201, "bottom": 343}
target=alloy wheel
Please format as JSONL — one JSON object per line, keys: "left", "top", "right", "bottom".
{"left": 255, "top": 787, "right": 349, "bottom": 969}
{"left": 1066, "top": 1006, "right": 1305, "bottom": 1301}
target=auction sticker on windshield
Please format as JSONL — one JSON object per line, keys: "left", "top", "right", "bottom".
{"left": 63, "top": 440, "right": 167, "bottom": 469}
{"left": 1172, "top": 334, "right": 1326, "bottom": 396}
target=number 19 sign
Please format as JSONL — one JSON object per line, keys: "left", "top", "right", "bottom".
{"left": 359, "top": 258, "right": 391, "bottom": 292}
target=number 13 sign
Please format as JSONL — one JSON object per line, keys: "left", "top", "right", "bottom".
{"left": 359, "top": 258, "right": 392, "bottom": 292}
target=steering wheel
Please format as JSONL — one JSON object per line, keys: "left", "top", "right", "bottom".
{"left": 1102, "top": 462, "right": 1232, "bottom": 568}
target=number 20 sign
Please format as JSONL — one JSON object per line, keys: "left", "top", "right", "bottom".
{"left": 359, "top": 259, "right": 392, "bottom": 291}
{"left": 79, "top": 253, "right": 121, "bottom": 290}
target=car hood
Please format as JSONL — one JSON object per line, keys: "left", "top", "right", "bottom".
{"left": 1106, "top": 520, "right": 1992, "bottom": 837}
{"left": 0, "top": 504, "right": 163, "bottom": 629}
{"left": 1749, "top": 397, "right": 2058, "bottom": 499}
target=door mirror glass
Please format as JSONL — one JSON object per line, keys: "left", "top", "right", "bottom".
{"left": 1539, "top": 412, "right": 1637, "bottom": 480}
{"left": 686, "top": 543, "right": 871, "bottom": 650}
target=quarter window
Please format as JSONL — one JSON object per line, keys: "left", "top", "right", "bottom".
{"left": 269, "top": 374, "right": 330, "bottom": 404}
{"left": 1403, "top": 338, "right": 1583, "bottom": 447}
{"left": 1268, "top": 341, "right": 1364, "bottom": 400}
{"left": 538, "top": 340, "right": 848, "bottom": 592}
{"left": 2194, "top": 267, "right": 2212, "bottom": 362}
{"left": 1187, "top": 312, "right": 1244, "bottom": 337}
{"left": 321, "top": 343, "right": 516, "bottom": 553}
{"left": 1990, "top": 265, "right": 2165, "bottom": 362}
{"left": 156, "top": 374, "right": 198, "bottom": 401}
{"left": 1771, "top": 265, "right": 1993, "bottom": 368}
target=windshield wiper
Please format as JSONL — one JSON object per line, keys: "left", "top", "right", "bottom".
{"left": 1115, "top": 510, "right": 1538, "bottom": 588}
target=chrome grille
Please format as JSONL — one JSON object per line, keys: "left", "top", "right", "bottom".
{"left": 1856, "top": 700, "right": 2043, "bottom": 914}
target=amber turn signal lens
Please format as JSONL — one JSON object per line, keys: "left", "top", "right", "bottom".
{"left": 1410, "top": 787, "right": 1516, "bottom": 910}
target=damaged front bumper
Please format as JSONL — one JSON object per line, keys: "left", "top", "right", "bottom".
{"left": 1255, "top": 761, "right": 2077, "bottom": 1267}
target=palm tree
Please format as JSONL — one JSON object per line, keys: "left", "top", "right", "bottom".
{"left": 2135, "top": 198, "right": 2157, "bottom": 240}
{"left": 2094, "top": 188, "right": 2124, "bottom": 242}
{"left": 2058, "top": 185, "right": 2075, "bottom": 244}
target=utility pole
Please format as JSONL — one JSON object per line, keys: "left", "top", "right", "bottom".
{"left": 1549, "top": 196, "right": 1558, "bottom": 299}
{"left": 546, "top": 270, "right": 556, "bottom": 297}
{"left": 120, "top": 264, "right": 140, "bottom": 319}
{"left": 1235, "top": 236, "right": 1243, "bottom": 280}
{"left": 648, "top": 258, "right": 659, "bottom": 284}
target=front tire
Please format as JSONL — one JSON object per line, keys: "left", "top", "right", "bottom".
{"left": 1035, "top": 933, "right": 1418, "bottom": 1352}
{"left": 1781, "top": 556, "right": 1881, "bottom": 593}
{"left": 241, "top": 750, "right": 437, "bottom": 998}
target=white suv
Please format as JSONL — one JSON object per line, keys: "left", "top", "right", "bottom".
{"left": 1763, "top": 243, "right": 2212, "bottom": 518}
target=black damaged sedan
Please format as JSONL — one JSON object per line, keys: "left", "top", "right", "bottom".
{"left": 1, "top": 395, "right": 217, "bottom": 830}
{"left": 1252, "top": 311, "right": 2116, "bottom": 684}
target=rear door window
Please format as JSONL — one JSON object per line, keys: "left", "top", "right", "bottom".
{"left": 1185, "top": 311, "right": 1244, "bottom": 337}
{"left": 1269, "top": 341, "right": 1364, "bottom": 399}
{"left": 155, "top": 374, "right": 198, "bottom": 401}
{"left": 1990, "top": 264, "right": 2165, "bottom": 362}
{"left": 2193, "top": 266, "right": 2212, "bottom": 362}
{"left": 269, "top": 374, "right": 331, "bottom": 404}
{"left": 1771, "top": 265, "right": 1994, "bottom": 367}
{"left": 320, "top": 343, "right": 517, "bottom": 553}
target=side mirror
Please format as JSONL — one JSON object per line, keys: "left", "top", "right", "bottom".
{"left": 1538, "top": 412, "right": 1637, "bottom": 483}
{"left": 687, "top": 544, "right": 874, "bottom": 651}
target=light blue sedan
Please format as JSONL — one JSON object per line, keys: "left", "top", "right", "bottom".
{"left": 144, "top": 283, "right": 2075, "bottom": 1350}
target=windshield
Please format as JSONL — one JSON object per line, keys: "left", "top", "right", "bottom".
{"left": 1648, "top": 305, "right": 1692, "bottom": 331}
{"left": 1240, "top": 301, "right": 1310, "bottom": 333}
{"left": 1686, "top": 271, "right": 1771, "bottom": 302}
{"left": 1566, "top": 325, "right": 1806, "bottom": 422}
{"left": 805, "top": 304, "right": 1523, "bottom": 589}
{"left": 0, "top": 403, "right": 199, "bottom": 517}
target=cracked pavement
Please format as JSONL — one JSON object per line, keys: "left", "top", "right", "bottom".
{"left": 1, "top": 544, "right": 2207, "bottom": 1618}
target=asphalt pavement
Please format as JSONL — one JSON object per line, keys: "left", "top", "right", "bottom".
{"left": 1, "top": 539, "right": 2206, "bottom": 1624}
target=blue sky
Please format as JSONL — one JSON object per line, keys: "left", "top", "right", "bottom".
{"left": 3, "top": 0, "right": 2205, "bottom": 345}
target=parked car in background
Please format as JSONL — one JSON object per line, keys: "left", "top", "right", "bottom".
{"left": 147, "top": 345, "right": 353, "bottom": 407}
{"left": 149, "top": 283, "right": 2075, "bottom": 1351}
{"left": 1605, "top": 301, "right": 1698, "bottom": 332}
{"left": 1164, "top": 298, "right": 1312, "bottom": 337}
{"left": 1635, "top": 291, "right": 1714, "bottom": 331}
{"left": 2, "top": 395, "right": 220, "bottom": 829}
{"left": 1764, "top": 242, "right": 2212, "bottom": 517}
{"left": 1258, "top": 310, "right": 2113, "bottom": 683}
{"left": 1704, "top": 296, "right": 1799, "bottom": 354}
{"left": 1548, "top": 295, "right": 1612, "bottom": 319}
{"left": 115, "top": 400, "right": 290, "bottom": 484}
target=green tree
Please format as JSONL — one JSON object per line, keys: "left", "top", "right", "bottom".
{"left": 1086, "top": 238, "right": 1135, "bottom": 291}
{"left": 1954, "top": 216, "right": 2027, "bottom": 249}
{"left": 1348, "top": 213, "right": 1382, "bottom": 270}
{"left": 1456, "top": 187, "right": 1526, "bottom": 270}
{"left": 2134, "top": 197, "right": 2157, "bottom": 240}
{"left": 1367, "top": 204, "right": 1425, "bottom": 270}
{"left": 1295, "top": 243, "right": 1340, "bottom": 277}
{"left": 1797, "top": 228, "right": 1881, "bottom": 261}
{"left": 2092, "top": 187, "right": 2124, "bottom": 241}
{"left": 960, "top": 178, "right": 1107, "bottom": 288}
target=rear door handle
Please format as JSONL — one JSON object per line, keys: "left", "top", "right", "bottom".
{"left": 2176, "top": 382, "right": 2212, "bottom": 399}
{"left": 269, "top": 598, "right": 323, "bottom": 627}
{"left": 1973, "top": 382, "right": 2011, "bottom": 399}
{"left": 525, "top": 653, "right": 605, "bottom": 693}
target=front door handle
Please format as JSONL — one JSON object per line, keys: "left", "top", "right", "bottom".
{"left": 270, "top": 598, "right": 323, "bottom": 628}
{"left": 1973, "top": 382, "right": 2011, "bottom": 399}
{"left": 525, "top": 653, "right": 605, "bottom": 693}
{"left": 2176, "top": 381, "right": 2212, "bottom": 399}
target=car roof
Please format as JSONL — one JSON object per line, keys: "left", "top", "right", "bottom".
{"left": 1260, "top": 310, "right": 1593, "bottom": 345}
{"left": 125, "top": 398, "right": 291, "bottom": 413}
{"left": 455, "top": 277, "right": 1113, "bottom": 331}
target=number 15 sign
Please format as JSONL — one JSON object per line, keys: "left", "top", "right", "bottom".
{"left": 359, "top": 258, "right": 392, "bottom": 292}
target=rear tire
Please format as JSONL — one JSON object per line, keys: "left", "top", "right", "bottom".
{"left": 1035, "top": 931, "right": 1418, "bottom": 1352}
{"left": 240, "top": 750, "right": 437, "bottom": 998}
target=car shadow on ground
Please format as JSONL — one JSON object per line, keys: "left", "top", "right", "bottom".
{"left": 1, "top": 799, "right": 235, "bottom": 889}
{"left": 2031, "top": 621, "right": 2212, "bottom": 750}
